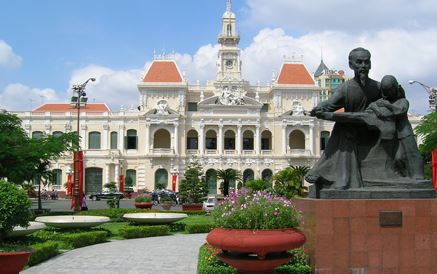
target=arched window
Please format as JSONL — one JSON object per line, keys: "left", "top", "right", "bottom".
{"left": 224, "top": 130, "right": 235, "bottom": 150}
{"left": 52, "top": 169, "right": 62, "bottom": 186}
{"left": 289, "top": 130, "right": 305, "bottom": 149}
{"left": 125, "top": 129, "right": 138, "bottom": 150}
{"left": 153, "top": 129, "right": 171, "bottom": 148}
{"left": 243, "top": 130, "right": 254, "bottom": 150}
{"left": 205, "top": 130, "right": 217, "bottom": 150}
{"left": 243, "top": 169, "right": 254, "bottom": 183}
{"left": 261, "top": 169, "right": 273, "bottom": 182}
{"left": 155, "top": 169, "right": 168, "bottom": 189}
{"left": 110, "top": 131, "right": 118, "bottom": 149}
{"left": 52, "top": 131, "right": 63, "bottom": 138}
{"left": 205, "top": 169, "right": 217, "bottom": 194}
{"left": 85, "top": 167, "right": 103, "bottom": 194}
{"left": 320, "top": 131, "right": 330, "bottom": 151}
{"left": 32, "top": 131, "right": 43, "bottom": 139}
{"left": 88, "top": 131, "right": 101, "bottom": 149}
{"left": 261, "top": 130, "right": 272, "bottom": 150}
{"left": 125, "top": 169, "right": 136, "bottom": 191}
{"left": 186, "top": 129, "right": 198, "bottom": 150}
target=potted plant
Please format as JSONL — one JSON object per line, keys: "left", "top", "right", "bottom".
{"left": 159, "top": 196, "right": 173, "bottom": 211}
{"left": 179, "top": 160, "right": 208, "bottom": 211}
{"left": 207, "top": 188, "right": 306, "bottom": 274}
{"left": 0, "top": 180, "right": 33, "bottom": 274}
{"left": 134, "top": 195, "right": 153, "bottom": 209}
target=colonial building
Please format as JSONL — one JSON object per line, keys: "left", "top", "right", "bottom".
{"left": 11, "top": 0, "right": 422, "bottom": 195}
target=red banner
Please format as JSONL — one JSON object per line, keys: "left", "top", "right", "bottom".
{"left": 432, "top": 147, "right": 437, "bottom": 190}
{"left": 172, "top": 175, "right": 177, "bottom": 192}
{"left": 71, "top": 151, "right": 84, "bottom": 209}
{"left": 119, "top": 175, "right": 124, "bottom": 192}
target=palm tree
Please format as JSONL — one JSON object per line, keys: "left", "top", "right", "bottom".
{"left": 273, "top": 166, "right": 309, "bottom": 198}
{"left": 216, "top": 168, "right": 242, "bottom": 196}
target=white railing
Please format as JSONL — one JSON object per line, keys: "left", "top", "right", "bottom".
{"left": 150, "top": 148, "right": 173, "bottom": 154}
{"left": 261, "top": 150, "right": 272, "bottom": 155}
{"left": 224, "top": 150, "right": 236, "bottom": 155}
{"left": 287, "top": 149, "right": 311, "bottom": 156}
{"left": 186, "top": 149, "right": 198, "bottom": 155}
{"left": 242, "top": 150, "right": 254, "bottom": 155}
{"left": 206, "top": 149, "right": 218, "bottom": 155}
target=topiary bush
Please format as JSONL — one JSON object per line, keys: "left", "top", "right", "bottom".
{"left": 0, "top": 180, "right": 32, "bottom": 240}
{"left": 119, "top": 225, "right": 169, "bottom": 239}
{"left": 186, "top": 223, "right": 215, "bottom": 234}
{"left": 27, "top": 241, "right": 60, "bottom": 266}
{"left": 60, "top": 231, "right": 108, "bottom": 248}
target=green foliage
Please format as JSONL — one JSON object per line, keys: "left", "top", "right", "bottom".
{"left": 0, "top": 111, "right": 77, "bottom": 184}
{"left": 60, "top": 231, "right": 108, "bottom": 248}
{"left": 179, "top": 160, "right": 208, "bottom": 204}
{"left": 27, "top": 241, "right": 60, "bottom": 267}
{"left": 155, "top": 181, "right": 166, "bottom": 190}
{"left": 124, "top": 176, "right": 134, "bottom": 189}
{"left": 415, "top": 111, "right": 437, "bottom": 154}
{"left": 104, "top": 181, "right": 118, "bottom": 192}
{"left": 273, "top": 167, "right": 309, "bottom": 198}
{"left": 245, "top": 179, "right": 271, "bottom": 191}
{"left": 168, "top": 222, "right": 186, "bottom": 232}
{"left": 212, "top": 189, "right": 301, "bottom": 229}
{"left": 134, "top": 195, "right": 152, "bottom": 203}
{"left": 0, "top": 180, "right": 32, "bottom": 240}
{"left": 216, "top": 168, "right": 242, "bottom": 196}
{"left": 186, "top": 223, "right": 216, "bottom": 234}
{"left": 198, "top": 244, "right": 311, "bottom": 274}
{"left": 119, "top": 225, "right": 169, "bottom": 239}
{"left": 197, "top": 244, "right": 235, "bottom": 274}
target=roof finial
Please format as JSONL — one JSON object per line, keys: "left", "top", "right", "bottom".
{"left": 226, "top": 0, "right": 232, "bottom": 12}
{"left": 321, "top": 47, "right": 324, "bottom": 61}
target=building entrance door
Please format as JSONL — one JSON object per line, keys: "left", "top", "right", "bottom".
{"left": 85, "top": 168, "right": 103, "bottom": 194}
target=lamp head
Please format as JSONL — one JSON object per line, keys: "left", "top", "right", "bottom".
{"left": 90, "top": 78, "right": 96, "bottom": 82}
{"left": 408, "top": 80, "right": 416, "bottom": 84}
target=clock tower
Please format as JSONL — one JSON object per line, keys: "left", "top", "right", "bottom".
{"left": 217, "top": 0, "right": 241, "bottom": 82}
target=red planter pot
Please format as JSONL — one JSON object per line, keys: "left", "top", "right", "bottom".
{"left": 207, "top": 228, "right": 306, "bottom": 258}
{"left": 134, "top": 202, "right": 153, "bottom": 209}
{"left": 0, "top": 251, "right": 32, "bottom": 274}
{"left": 182, "top": 203, "right": 203, "bottom": 211}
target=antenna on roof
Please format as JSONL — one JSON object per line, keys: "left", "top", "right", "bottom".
{"left": 226, "top": 0, "right": 232, "bottom": 12}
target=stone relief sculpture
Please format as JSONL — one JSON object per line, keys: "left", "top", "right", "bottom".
{"left": 291, "top": 100, "right": 305, "bottom": 116}
{"left": 304, "top": 47, "right": 434, "bottom": 199}
{"left": 217, "top": 86, "right": 245, "bottom": 105}
{"left": 156, "top": 100, "right": 170, "bottom": 115}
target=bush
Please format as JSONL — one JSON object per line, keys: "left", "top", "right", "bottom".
{"left": 245, "top": 179, "right": 271, "bottom": 191}
{"left": 168, "top": 222, "right": 186, "bottom": 232}
{"left": 197, "top": 244, "right": 234, "bottom": 274}
{"left": 134, "top": 195, "right": 152, "bottom": 203}
{"left": 61, "top": 231, "right": 108, "bottom": 248}
{"left": 186, "top": 224, "right": 215, "bottom": 234}
{"left": 0, "top": 180, "right": 32, "bottom": 240}
{"left": 179, "top": 160, "right": 208, "bottom": 204}
{"left": 27, "top": 241, "right": 59, "bottom": 266}
{"left": 119, "top": 225, "right": 169, "bottom": 239}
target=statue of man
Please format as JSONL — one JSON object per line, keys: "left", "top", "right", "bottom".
{"left": 305, "top": 47, "right": 382, "bottom": 190}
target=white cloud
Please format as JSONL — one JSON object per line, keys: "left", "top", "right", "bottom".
{"left": 0, "top": 40, "right": 22, "bottom": 69}
{"left": 67, "top": 65, "right": 143, "bottom": 111}
{"left": 0, "top": 83, "right": 58, "bottom": 111}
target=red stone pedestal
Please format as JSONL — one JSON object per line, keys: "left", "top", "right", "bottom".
{"left": 294, "top": 198, "right": 437, "bottom": 274}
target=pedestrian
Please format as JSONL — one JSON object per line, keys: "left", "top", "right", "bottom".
{"left": 81, "top": 195, "right": 88, "bottom": 211}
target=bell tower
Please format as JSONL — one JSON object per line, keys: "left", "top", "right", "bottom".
{"left": 217, "top": 0, "right": 241, "bottom": 82}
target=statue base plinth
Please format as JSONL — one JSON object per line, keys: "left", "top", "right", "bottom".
{"left": 309, "top": 180, "right": 436, "bottom": 199}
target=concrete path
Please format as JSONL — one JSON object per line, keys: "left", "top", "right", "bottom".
{"left": 21, "top": 233, "right": 208, "bottom": 274}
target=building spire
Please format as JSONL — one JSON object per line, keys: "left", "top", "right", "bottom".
{"left": 226, "top": 0, "right": 232, "bottom": 12}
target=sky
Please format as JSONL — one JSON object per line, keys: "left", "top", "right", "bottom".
{"left": 0, "top": 0, "right": 436, "bottom": 114}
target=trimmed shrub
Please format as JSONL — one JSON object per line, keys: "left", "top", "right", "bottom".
{"left": 27, "top": 241, "right": 59, "bottom": 266}
{"left": 119, "top": 225, "right": 169, "bottom": 239}
{"left": 168, "top": 222, "right": 186, "bottom": 232}
{"left": 197, "top": 244, "right": 234, "bottom": 274}
{"left": 186, "top": 223, "right": 215, "bottom": 234}
{"left": 61, "top": 231, "right": 108, "bottom": 248}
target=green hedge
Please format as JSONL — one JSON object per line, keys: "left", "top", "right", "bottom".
{"left": 28, "top": 241, "right": 59, "bottom": 266}
{"left": 119, "top": 225, "right": 169, "bottom": 239}
{"left": 186, "top": 223, "right": 215, "bottom": 234}
{"left": 60, "top": 231, "right": 108, "bottom": 248}
{"left": 197, "top": 244, "right": 312, "bottom": 274}
{"left": 168, "top": 222, "right": 186, "bottom": 232}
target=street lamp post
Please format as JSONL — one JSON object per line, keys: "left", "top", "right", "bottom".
{"left": 409, "top": 80, "right": 437, "bottom": 112}
{"left": 70, "top": 78, "right": 95, "bottom": 212}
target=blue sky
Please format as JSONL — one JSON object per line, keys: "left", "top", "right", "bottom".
{"left": 1, "top": 0, "right": 436, "bottom": 114}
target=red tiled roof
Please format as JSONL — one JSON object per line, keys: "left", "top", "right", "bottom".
{"left": 33, "top": 103, "right": 110, "bottom": 113}
{"left": 143, "top": 60, "right": 183, "bottom": 83}
{"left": 277, "top": 63, "right": 315, "bottom": 85}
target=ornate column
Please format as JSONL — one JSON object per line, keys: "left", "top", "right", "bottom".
{"left": 105, "top": 164, "right": 110, "bottom": 185}
{"left": 218, "top": 124, "right": 224, "bottom": 155}
{"left": 237, "top": 125, "right": 242, "bottom": 155}
{"left": 114, "top": 163, "right": 120, "bottom": 184}
{"left": 145, "top": 123, "right": 150, "bottom": 154}
{"left": 282, "top": 124, "right": 287, "bottom": 155}
{"left": 174, "top": 123, "right": 179, "bottom": 154}
{"left": 118, "top": 123, "right": 124, "bottom": 150}
{"left": 103, "top": 123, "right": 109, "bottom": 150}
{"left": 199, "top": 124, "right": 205, "bottom": 155}
{"left": 81, "top": 123, "right": 87, "bottom": 149}
{"left": 309, "top": 125, "right": 314, "bottom": 155}
{"left": 255, "top": 125, "right": 260, "bottom": 155}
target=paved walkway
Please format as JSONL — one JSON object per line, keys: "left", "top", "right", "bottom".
{"left": 22, "top": 233, "right": 208, "bottom": 274}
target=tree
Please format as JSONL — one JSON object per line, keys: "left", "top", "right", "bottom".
{"left": 245, "top": 179, "right": 271, "bottom": 191}
{"left": 415, "top": 112, "right": 437, "bottom": 154}
{"left": 179, "top": 161, "right": 208, "bottom": 204}
{"left": 0, "top": 111, "right": 77, "bottom": 184}
{"left": 216, "top": 168, "right": 242, "bottom": 196}
{"left": 273, "top": 167, "right": 308, "bottom": 198}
